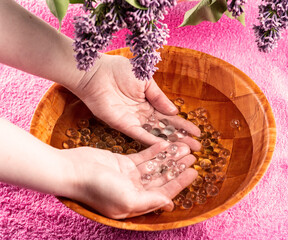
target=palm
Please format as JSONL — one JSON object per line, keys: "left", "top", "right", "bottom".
{"left": 79, "top": 54, "right": 201, "bottom": 150}
{"left": 67, "top": 142, "right": 197, "bottom": 219}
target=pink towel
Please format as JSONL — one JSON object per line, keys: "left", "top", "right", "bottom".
{"left": 1, "top": 0, "right": 287, "bottom": 239}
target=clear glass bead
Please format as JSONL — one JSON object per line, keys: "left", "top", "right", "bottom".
{"left": 156, "top": 152, "right": 166, "bottom": 161}
{"left": 230, "top": 119, "right": 240, "bottom": 129}
{"left": 141, "top": 174, "right": 152, "bottom": 184}
{"left": 173, "top": 193, "right": 185, "bottom": 206}
{"left": 199, "top": 158, "right": 211, "bottom": 169}
{"left": 142, "top": 123, "right": 152, "bottom": 132}
{"left": 167, "top": 133, "right": 178, "bottom": 142}
{"left": 205, "top": 173, "right": 217, "bottom": 182}
{"left": 206, "top": 185, "right": 219, "bottom": 196}
{"left": 150, "top": 128, "right": 161, "bottom": 136}
{"left": 182, "top": 199, "right": 193, "bottom": 209}
{"left": 186, "top": 191, "right": 197, "bottom": 202}
{"left": 192, "top": 176, "right": 203, "bottom": 187}
{"left": 162, "top": 125, "right": 175, "bottom": 136}
{"left": 196, "top": 194, "right": 207, "bottom": 204}
{"left": 174, "top": 97, "right": 185, "bottom": 107}
{"left": 167, "top": 144, "right": 178, "bottom": 156}
{"left": 177, "top": 128, "right": 188, "bottom": 138}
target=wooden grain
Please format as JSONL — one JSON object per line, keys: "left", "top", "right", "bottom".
{"left": 30, "top": 46, "right": 276, "bottom": 231}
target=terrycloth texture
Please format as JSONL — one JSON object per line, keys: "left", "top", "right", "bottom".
{"left": 0, "top": 0, "right": 287, "bottom": 239}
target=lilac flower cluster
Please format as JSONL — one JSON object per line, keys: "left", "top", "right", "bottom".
{"left": 73, "top": 0, "right": 176, "bottom": 80}
{"left": 227, "top": 0, "right": 247, "bottom": 17}
{"left": 253, "top": 0, "right": 288, "bottom": 53}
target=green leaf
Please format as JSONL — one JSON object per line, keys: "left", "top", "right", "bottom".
{"left": 224, "top": 9, "right": 246, "bottom": 26}
{"left": 125, "top": 0, "right": 148, "bottom": 10}
{"left": 69, "top": 0, "right": 84, "bottom": 3}
{"left": 179, "top": 0, "right": 227, "bottom": 27}
{"left": 46, "top": 0, "right": 69, "bottom": 31}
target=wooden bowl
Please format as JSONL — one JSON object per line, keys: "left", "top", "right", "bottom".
{"left": 30, "top": 46, "right": 276, "bottom": 231}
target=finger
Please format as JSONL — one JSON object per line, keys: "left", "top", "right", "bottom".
{"left": 145, "top": 79, "right": 178, "bottom": 115}
{"left": 155, "top": 112, "right": 201, "bottom": 137}
{"left": 154, "top": 168, "right": 198, "bottom": 199}
{"left": 143, "top": 154, "right": 196, "bottom": 189}
{"left": 126, "top": 191, "right": 173, "bottom": 218}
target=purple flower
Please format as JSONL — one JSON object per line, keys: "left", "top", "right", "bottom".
{"left": 227, "top": 0, "right": 247, "bottom": 17}
{"left": 254, "top": 0, "right": 288, "bottom": 52}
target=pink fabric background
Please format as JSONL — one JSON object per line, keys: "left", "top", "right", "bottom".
{"left": 1, "top": 0, "right": 287, "bottom": 239}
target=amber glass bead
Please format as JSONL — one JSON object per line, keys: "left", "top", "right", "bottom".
{"left": 62, "top": 139, "right": 75, "bottom": 149}
{"left": 205, "top": 173, "right": 217, "bottom": 182}
{"left": 199, "top": 158, "right": 211, "bottom": 169}
{"left": 111, "top": 145, "right": 123, "bottom": 153}
{"left": 65, "top": 128, "right": 79, "bottom": 138}
{"left": 96, "top": 141, "right": 106, "bottom": 149}
{"left": 129, "top": 141, "right": 141, "bottom": 151}
{"left": 174, "top": 97, "right": 185, "bottom": 107}
{"left": 77, "top": 119, "right": 89, "bottom": 128}
{"left": 93, "top": 126, "right": 105, "bottom": 136}
{"left": 201, "top": 138, "right": 211, "bottom": 148}
{"left": 181, "top": 199, "right": 193, "bottom": 209}
{"left": 178, "top": 112, "right": 188, "bottom": 119}
{"left": 106, "top": 139, "right": 116, "bottom": 148}
{"left": 192, "top": 176, "right": 203, "bottom": 187}
{"left": 196, "top": 194, "right": 207, "bottom": 204}
{"left": 187, "top": 111, "right": 197, "bottom": 120}
{"left": 173, "top": 193, "right": 185, "bottom": 206}
{"left": 80, "top": 128, "right": 91, "bottom": 136}
{"left": 90, "top": 135, "right": 101, "bottom": 143}
{"left": 219, "top": 148, "right": 230, "bottom": 159}
{"left": 126, "top": 149, "right": 137, "bottom": 154}
{"left": 114, "top": 136, "right": 125, "bottom": 146}
{"left": 215, "top": 157, "right": 227, "bottom": 167}
{"left": 186, "top": 191, "right": 197, "bottom": 202}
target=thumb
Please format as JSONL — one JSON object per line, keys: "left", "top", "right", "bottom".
{"left": 145, "top": 79, "right": 178, "bottom": 115}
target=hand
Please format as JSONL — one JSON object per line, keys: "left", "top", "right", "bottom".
{"left": 74, "top": 54, "right": 201, "bottom": 151}
{"left": 63, "top": 141, "right": 197, "bottom": 219}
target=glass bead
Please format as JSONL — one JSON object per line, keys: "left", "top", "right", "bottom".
{"left": 174, "top": 97, "right": 185, "bottom": 107}
{"left": 93, "top": 126, "right": 105, "bottom": 136}
{"left": 230, "top": 119, "right": 240, "bottom": 129}
{"left": 101, "top": 133, "right": 112, "bottom": 142}
{"left": 142, "top": 123, "right": 152, "bottom": 132}
{"left": 145, "top": 160, "right": 157, "bottom": 172}
{"left": 141, "top": 174, "right": 152, "bottom": 184}
{"left": 167, "top": 144, "right": 178, "bottom": 156}
{"left": 173, "top": 193, "right": 185, "bottom": 206}
{"left": 126, "top": 149, "right": 137, "bottom": 154}
{"left": 186, "top": 191, "right": 197, "bottom": 202}
{"left": 177, "top": 128, "right": 188, "bottom": 138}
{"left": 114, "top": 136, "right": 125, "bottom": 146}
{"left": 182, "top": 199, "right": 193, "bottom": 209}
{"left": 65, "top": 128, "right": 79, "bottom": 138}
{"left": 162, "top": 125, "right": 175, "bottom": 136}
{"left": 129, "top": 141, "right": 142, "bottom": 151}
{"left": 199, "top": 158, "right": 211, "bottom": 169}
{"left": 203, "top": 146, "right": 214, "bottom": 155}
{"left": 178, "top": 112, "right": 188, "bottom": 119}
{"left": 192, "top": 176, "right": 203, "bottom": 187}
{"left": 152, "top": 171, "right": 162, "bottom": 179}
{"left": 216, "top": 172, "right": 226, "bottom": 182}
{"left": 159, "top": 119, "right": 169, "bottom": 128}
{"left": 122, "top": 143, "right": 130, "bottom": 153}
{"left": 77, "top": 119, "right": 89, "bottom": 128}
{"left": 212, "top": 166, "right": 222, "bottom": 173}
{"left": 166, "top": 169, "right": 179, "bottom": 180}
{"left": 80, "top": 128, "right": 91, "bottom": 136}
{"left": 215, "top": 157, "right": 227, "bottom": 167}
{"left": 187, "top": 111, "right": 197, "bottom": 120}
{"left": 206, "top": 185, "right": 219, "bottom": 196}
{"left": 96, "top": 141, "right": 106, "bottom": 149}
{"left": 156, "top": 152, "right": 166, "bottom": 161}
{"left": 167, "top": 133, "right": 178, "bottom": 142}
{"left": 159, "top": 164, "right": 169, "bottom": 174}
{"left": 195, "top": 107, "right": 207, "bottom": 117}
{"left": 62, "top": 139, "right": 75, "bottom": 149}
{"left": 148, "top": 113, "right": 156, "bottom": 122}
{"left": 90, "top": 136, "right": 101, "bottom": 143}
{"left": 197, "top": 187, "right": 207, "bottom": 195}
{"left": 158, "top": 133, "right": 168, "bottom": 140}
{"left": 150, "top": 128, "right": 161, "bottom": 136}
{"left": 196, "top": 194, "right": 207, "bottom": 204}
{"left": 197, "top": 116, "right": 208, "bottom": 125}
{"left": 111, "top": 145, "right": 123, "bottom": 153}
{"left": 219, "top": 148, "right": 230, "bottom": 159}
{"left": 177, "top": 163, "right": 186, "bottom": 172}
{"left": 201, "top": 138, "right": 211, "bottom": 148}
{"left": 211, "top": 131, "right": 221, "bottom": 139}
{"left": 80, "top": 135, "right": 90, "bottom": 146}
{"left": 205, "top": 173, "right": 217, "bottom": 182}
{"left": 109, "top": 129, "right": 120, "bottom": 138}
{"left": 203, "top": 182, "right": 214, "bottom": 190}
{"left": 106, "top": 139, "right": 116, "bottom": 148}
{"left": 154, "top": 209, "right": 164, "bottom": 215}
{"left": 204, "top": 124, "right": 214, "bottom": 132}
{"left": 167, "top": 159, "right": 177, "bottom": 168}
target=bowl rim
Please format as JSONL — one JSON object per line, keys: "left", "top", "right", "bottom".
{"left": 30, "top": 46, "right": 276, "bottom": 231}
